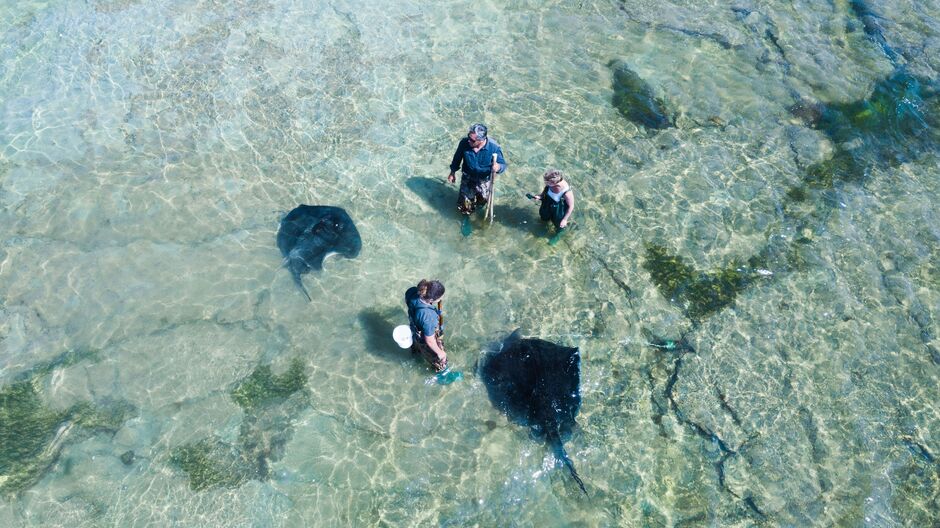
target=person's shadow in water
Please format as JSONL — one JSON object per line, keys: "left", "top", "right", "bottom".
{"left": 405, "top": 177, "right": 543, "bottom": 236}
{"left": 405, "top": 177, "right": 453, "bottom": 218}
{"left": 492, "top": 202, "right": 545, "bottom": 236}
{"left": 358, "top": 307, "right": 423, "bottom": 365}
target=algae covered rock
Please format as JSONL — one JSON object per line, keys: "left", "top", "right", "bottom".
{"left": 172, "top": 358, "right": 309, "bottom": 491}
{"left": 231, "top": 358, "right": 307, "bottom": 411}
{"left": 609, "top": 59, "right": 673, "bottom": 130}
{"left": 789, "top": 72, "right": 940, "bottom": 197}
{"left": 811, "top": 72, "right": 937, "bottom": 156}
{"left": 891, "top": 445, "right": 940, "bottom": 527}
{"left": 0, "top": 379, "right": 72, "bottom": 494}
{"left": 643, "top": 244, "right": 771, "bottom": 321}
{"left": 170, "top": 437, "right": 258, "bottom": 491}
{"left": 0, "top": 377, "right": 132, "bottom": 495}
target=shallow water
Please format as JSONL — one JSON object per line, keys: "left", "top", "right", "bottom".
{"left": 1, "top": 0, "right": 938, "bottom": 526}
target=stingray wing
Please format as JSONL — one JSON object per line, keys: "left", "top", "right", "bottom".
{"left": 480, "top": 336, "right": 581, "bottom": 440}
{"left": 479, "top": 334, "right": 586, "bottom": 494}
{"left": 277, "top": 205, "right": 321, "bottom": 257}
{"left": 277, "top": 205, "right": 361, "bottom": 262}
{"left": 479, "top": 342, "right": 538, "bottom": 422}
{"left": 319, "top": 207, "right": 361, "bottom": 258}
{"left": 527, "top": 339, "right": 581, "bottom": 441}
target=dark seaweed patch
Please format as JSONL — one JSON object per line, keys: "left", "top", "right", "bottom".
{"left": 0, "top": 378, "right": 132, "bottom": 494}
{"left": 789, "top": 72, "right": 939, "bottom": 196}
{"left": 643, "top": 245, "right": 768, "bottom": 321}
{"left": 173, "top": 359, "right": 308, "bottom": 491}
{"left": 0, "top": 380, "right": 71, "bottom": 494}
{"left": 170, "top": 438, "right": 257, "bottom": 491}
{"left": 231, "top": 358, "right": 307, "bottom": 411}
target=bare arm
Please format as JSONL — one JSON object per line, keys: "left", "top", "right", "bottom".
{"left": 423, "top": 335, "right": 446, "bottom": 368}
{"left": 560, "top": 190, "right": 575, "bottom": 228}
{"left": 448, "top": 138, "right": 470, "bottom": 183}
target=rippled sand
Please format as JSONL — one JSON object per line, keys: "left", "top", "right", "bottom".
{"left": 1, "top": 0, "right": 938, "bottom": 526}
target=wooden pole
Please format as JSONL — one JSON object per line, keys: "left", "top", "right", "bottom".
{"left": 486, "top": 153, "right": 497, "bottom": 224}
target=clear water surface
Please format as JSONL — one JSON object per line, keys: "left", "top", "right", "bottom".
{"left": 1, "top": 0, "right": 938, "bottom": 526}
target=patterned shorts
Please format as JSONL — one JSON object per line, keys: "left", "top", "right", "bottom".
{"left": 457, "top": 173, "right": 492, "bottom": 215}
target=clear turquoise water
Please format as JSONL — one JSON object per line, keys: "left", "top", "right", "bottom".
{"left": 1, "top": 0, "right": 938, "bottom": 526}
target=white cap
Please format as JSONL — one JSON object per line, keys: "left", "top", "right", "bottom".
{"left": 392, "top": 325, "right": 413, "bottom": 348}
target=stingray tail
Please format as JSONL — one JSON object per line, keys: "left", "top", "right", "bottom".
{"left": 282, "top": 256, "right": 312, "bottom": 302}
{"left": 291, "top": 270, "right": 312, "bottom": 302}
{"left": 552, "top": 438, "right": 587, "bottom": 495}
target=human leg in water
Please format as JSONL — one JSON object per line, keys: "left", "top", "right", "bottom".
{"left": 461, "top": 215, "right": 473, "bottom": 236}
{"left": 428, "top": 366, "right": 463, "bottom": 385}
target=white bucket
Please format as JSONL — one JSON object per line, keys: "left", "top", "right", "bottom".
{"left": 392, "top": 325, "right": 413, "bottom": 348}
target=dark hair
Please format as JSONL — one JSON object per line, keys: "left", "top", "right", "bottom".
{"left": 468, "top": 123, "right": 487, "bottom": 140}
{"left": 417, "top": 279, "right": 445, "bottom": 301}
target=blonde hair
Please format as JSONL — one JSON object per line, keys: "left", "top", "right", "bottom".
{"left": 543, "top": 169, "right": 564, "bottom": 185}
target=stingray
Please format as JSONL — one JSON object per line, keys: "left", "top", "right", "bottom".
{"left": 276, "top": 205, "right": 361, "bottom": 301}
{"left": 478, "top": 330, "right": 587, "bottom": 494}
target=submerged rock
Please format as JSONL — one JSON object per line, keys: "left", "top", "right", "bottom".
{"left": 789, "top": 72, "right": 939, "bottom": 196}
{"left": 172, "top": 358, "right": 309, "bottom": 492}
{"left": 663, "top": 72, "right": 938, "bottom": 323}
{"left": 170, "top": 438, "right": 257, "bottom": 491}
{"left": 0, "top": 377, "right": 132, "bottom": 495}
{"left": 642, "top": 244, "right": 777, "bottom": 321}
{"left": 812, "top": 72, "right": 937, "bottom": 154}
{"left": 231, "top": 358, "right": 307, "bottom": 411}
{"left": 609, "top": 59, "right": 673, "bottom": 130}
{"left": 847, "top": 0, "right": 900, "bottom": 65}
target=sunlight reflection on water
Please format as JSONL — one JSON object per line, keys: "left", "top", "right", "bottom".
{"left": 1, "top": 0, "right": 938, "bottom": 526}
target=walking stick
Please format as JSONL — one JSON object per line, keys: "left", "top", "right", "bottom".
{"left": 437, "top": 300, "right": 444, "bottom": 346}
{"left": 486, "top": 153, "right": 497, "bottom": 224}
{"left": 427, "top": 299, "right": 462, "bottom": 385}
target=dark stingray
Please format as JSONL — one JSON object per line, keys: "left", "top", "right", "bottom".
{"left": 276, "top": 205, "right": 361, "bottom": 301}
{"left": 478, "top": 330, "right": 586, "bottom": 494}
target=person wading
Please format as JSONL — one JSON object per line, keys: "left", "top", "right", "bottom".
{"left": 529, "top": 169, "right": 575, "bottom": 244}
{"left": 404, "top": 279, "right": 448, "bottom": 372}
{"left": 447, "top": 124, "right": 507, "bottom": 226}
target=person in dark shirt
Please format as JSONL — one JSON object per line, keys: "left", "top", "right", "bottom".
{"left": 447, "top": 123, "right": 507, "bottom": 215}
{"left": 404, "top": 279, "right": 447, "bottom": 372}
